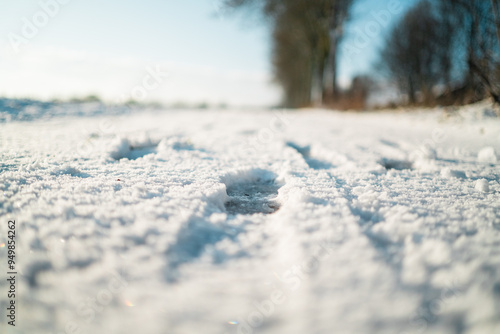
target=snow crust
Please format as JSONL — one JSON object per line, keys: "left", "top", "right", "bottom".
{"left": 0, "top": 101, "right": 499, "bottom": 334}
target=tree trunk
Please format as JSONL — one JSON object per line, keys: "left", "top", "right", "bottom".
{"left": 408, "top": 76, "right": 416, "bottom": 104}
{"left": 468, "top": 59, "right": 500, "bottom": 104}
{"left": 331, "top": 38, "right": 338, "bottom": 100}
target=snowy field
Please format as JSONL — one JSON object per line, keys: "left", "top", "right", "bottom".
{"left": 0, "top": 101, "right": 499, "bottom": 334}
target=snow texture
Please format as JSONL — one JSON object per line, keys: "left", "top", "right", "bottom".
{"left": 0, "top": 101, "right": 499, "bottom": 334}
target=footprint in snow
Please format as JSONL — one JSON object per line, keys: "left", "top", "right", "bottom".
{"left": 224, "top": 170, "right": 282, "bottom": 215}
{"left": 379, "top": 158, "right": 413, "bottom": 171}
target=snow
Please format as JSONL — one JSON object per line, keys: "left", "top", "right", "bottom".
{"left": 478, "top": 147, "right": 498, "bottom": 163}
{"left": 475, "top": 179, "right": 490, "bottom": 193}
{"left": 0, "top": 101, "right": 499, "bottom": 334}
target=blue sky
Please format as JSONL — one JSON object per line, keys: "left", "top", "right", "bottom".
{"left": 339, "top": 0, "right": 419, "bottom": 81}
{"left": 0, "top": 0, "right": 417, "bottom": 106}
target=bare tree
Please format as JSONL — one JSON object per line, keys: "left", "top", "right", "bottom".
{"left": 380, "top": 1, "right": 457, "bottom": 105}
{"left": 438, "top": 0, "right": 500, "bottom": 103}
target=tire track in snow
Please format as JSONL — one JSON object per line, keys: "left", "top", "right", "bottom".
{"left": 283, "top": 139, "right": 422, "bottom": 331}
{"left": 263, "top": 163, "right": 403, "bottom": 333}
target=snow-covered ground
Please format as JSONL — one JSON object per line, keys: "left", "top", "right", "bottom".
{"left": 0, "top": 101, "right": 499, "bottom": 334}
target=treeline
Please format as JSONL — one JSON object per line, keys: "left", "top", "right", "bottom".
{"left": 226, "top": 0, "right": 500, "bottom": 109}
{"left": 380, "top": 0, "right": 500, "bottom": 107}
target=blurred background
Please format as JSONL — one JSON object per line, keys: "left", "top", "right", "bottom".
{"left": 1, "top": 0, "right": 499, "bottom": 110}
